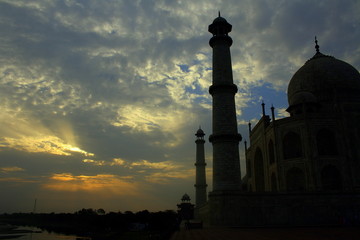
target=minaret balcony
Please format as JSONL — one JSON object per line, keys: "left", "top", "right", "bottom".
{"left": 209, "top": 35, "right": 233, "bottom": 47}
{"left": 209, "top": 83, "right": 238, "bottom": 96}
{"left": 209, "top": 133, "right": 242, "bottom": 143}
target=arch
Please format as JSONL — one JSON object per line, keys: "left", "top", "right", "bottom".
{"left": 271, "top": 173, "right": 277, "bottom": 192}
{"left": 350, "top": 133, "right": 358, "bottom": 161}
{"left": 321, "top": 165, "right": 342, "bottom": 191}
{"left": 317, "top": 128, "right": 337, "bottom": 156}
{"left": 283, "top": 131, "right": 302, "bottom": 159}
{"left": 268, "top": 139, "right": 275, "bottom": 164}
{"left": 286, "top": 167, "right": 305, "bottom": 191}
{"left": 254, "top": 147, "right": 265, "bottom": 192}
{"left": 247, "top": 159, "right": 252, "bottom": 178}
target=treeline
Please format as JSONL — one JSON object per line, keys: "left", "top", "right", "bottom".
{"left": 0, "top": 209, "right": 179, "bottom": 240}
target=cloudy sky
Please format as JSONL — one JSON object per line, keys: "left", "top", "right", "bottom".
{"left": 0, "top": 0, "right": 359, "bottom": 213}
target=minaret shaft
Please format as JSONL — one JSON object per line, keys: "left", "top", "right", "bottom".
{"left": 195, "top": 130, "right": 207, "bottom": 207}
{"left": 208, "top": 17, "right": 242, "bottom": 191}
{"left": 212, "top": 45, "right": 234, "bottom": 85}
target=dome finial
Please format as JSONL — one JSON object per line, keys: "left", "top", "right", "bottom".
{"left": 218, "top": 11, "right": 221, "bottom": 17}
{"left": 315, "top": 36, "right": 320, "bottom": 53}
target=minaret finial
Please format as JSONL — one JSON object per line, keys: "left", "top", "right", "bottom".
{"left": 261, "top": 101, "right": 266, "bottom": 117}
{"left": 315, "top": 36, "right": 320, "bottom": 53}
{"left": 271, "top": 104, "right": 275, "bottom": 122}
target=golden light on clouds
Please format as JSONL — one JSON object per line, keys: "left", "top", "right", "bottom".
{"left": 130, "top": 160, "right": 180, "bottom": 170}
{"left": 0, "top": 135, "right": 93, "bottom": 156}
{"left": 0, "top": 166, "right": 25, "bottom": 173}
{"left": 0, "top": 109, "right": 93, "bottom": 157}
{"left": 82, "top": 159, "right": 106, "bottom": 166}
{"left": 145, "top": 170, "right": 194, "bottom": 184}
{"left": 43, "top": 173, "right": 141, "bottom": 196}
{"left": 112, "top": 105, "right": 194, "bottom": 147}
{"left": 84, "top": 158, "right": 182, "bottom": 171}
{"left": 111, "top": 158, "right": 126, "bottom": 166}
{"left": 82, "top": 158, "right": 194, "bottom": 184}
{"left": 112, "top": 105, "right": 172, "bottom": 132}
{"left": 0, "top": 177, "right": 38, "bottom": 183}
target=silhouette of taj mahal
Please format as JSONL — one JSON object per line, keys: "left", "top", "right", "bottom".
{"left": 191, "top": 14, "right": 360, "bottom": 226}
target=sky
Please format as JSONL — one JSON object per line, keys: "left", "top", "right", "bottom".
{"left": 0, "top": 0, "right": 359, "bottom": 214}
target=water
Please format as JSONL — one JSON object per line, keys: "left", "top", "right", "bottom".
{"left": 0, "top": 226, "right": 87, "bottom": 240}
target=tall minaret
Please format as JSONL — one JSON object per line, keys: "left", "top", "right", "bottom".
{"left": 208, "top": 13, "right": 242, "bottom": 191}
{"left": 194, "top": 127, "right": 207, "bottom": 207}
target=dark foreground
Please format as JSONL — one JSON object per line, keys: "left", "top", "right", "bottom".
{"left": 171, "top": 226, "right": 360, "bottom": 240}
{"left": 0, "top": 210, "right": 178, "bottom": 240}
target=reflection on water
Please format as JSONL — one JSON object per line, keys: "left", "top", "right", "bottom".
{"left": 0, "top": 226, "right": 83, "bottom": 240}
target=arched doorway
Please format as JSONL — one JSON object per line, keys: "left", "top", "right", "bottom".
{"left": 283, "top": 132, "right": 302, "bottom": 159}
{"left": 268, "top": 140, "right": 275, "bottom": 164}
{"left": 286, "top": 167, "right": 305, "bottom": 191}
{"left": 271, "top": 173, "right": 277, "bottom": 192}
{"left": 321, "top": 165, "right": 342, "bottom": 191}
{"left": 317, "top": 129, "right": 337, "bottom": 156}
{"left": 254, "top": 147, "right": 265, "bottom": 191}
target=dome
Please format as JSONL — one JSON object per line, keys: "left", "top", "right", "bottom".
{"left": 208, "top": 13, "right": 232, "bottom": 36}
{"left": 212, "top": 16, "right": 227, "bottom": 24}
{"left": 181, "top": 193, "right": 191, "bottom": 202}
{"left": 290, "top": 91, "right": 317, "bottom": 106}
{"left": 195, "top": 128, "right": 205, "bottom": 137}
{"left": 288, "top": 52, "right": 360, "bottom": 107}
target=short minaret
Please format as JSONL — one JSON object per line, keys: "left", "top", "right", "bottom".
{"left": 208, "top": 14, "right": 242, "bottom": 191}
{"left": 195, "top": 127, "right": 207, "bottom": 207}
{"left": 177, "top": 193, "right": 194, "bottom": 221}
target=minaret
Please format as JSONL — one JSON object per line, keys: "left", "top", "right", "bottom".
{"left": 195, "top": 127, "right": 207, "bottom": 207}
{"left": 208, "top": 14, "right": 242, "bottom": 191}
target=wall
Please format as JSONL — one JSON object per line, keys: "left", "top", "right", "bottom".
{"left": 207, "top": 191, "right": 360, "bottom": 226}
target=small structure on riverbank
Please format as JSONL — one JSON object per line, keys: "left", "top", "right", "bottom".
{"left": 177, "top": 194, "right": 194, "bottom": 222}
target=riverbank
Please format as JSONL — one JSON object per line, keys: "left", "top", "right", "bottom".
{"left": 0, "top": 211, "right": 178, "bottom": 240}
{"left": 0, "top": 224, "right": 39, "bottom": 239}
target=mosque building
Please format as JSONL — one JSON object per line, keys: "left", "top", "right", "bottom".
{"left": 193, "top": 14, "right": 360, "bottom": 226}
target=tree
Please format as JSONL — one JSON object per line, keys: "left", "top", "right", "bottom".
{"left": 96, "top": 208, "right": 106, "bottom": 215}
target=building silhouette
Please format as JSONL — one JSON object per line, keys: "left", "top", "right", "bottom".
{"left": 194, "top": 14, "right": 360, "bottom": 226}
{"left": 245, "top": 37, "right": 360, "bottom": 193}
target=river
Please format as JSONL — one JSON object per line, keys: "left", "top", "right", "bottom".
{"left": 0, "top": 225, "right": 89, "bottom": 240}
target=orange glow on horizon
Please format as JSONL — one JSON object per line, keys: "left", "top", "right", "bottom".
{"left": 43, "top": 173, "right": 141, "bottom": 197}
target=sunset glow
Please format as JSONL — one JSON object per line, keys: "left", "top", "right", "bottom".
{"left": 44, "top": 173, "right": 140, "bottom": 196}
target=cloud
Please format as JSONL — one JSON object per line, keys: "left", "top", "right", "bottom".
{"left": 145, "top": 170, "right": 194, "bottom": 184}
{"left": 0, "top": 135, "right": 93, "bottom": 156}
{"left": 0, "top": 109, "right": 93, "bottom": 156}
{"left": 277, "top": 107, "right": 290, "bottom": 118}
{"left": 85, "top": 157, "right": 184, "bottom": 170}
{"left": 0, "top": 177, "right": 38, "bottom": 183}
{"left": 112, "top": 105, "right": 197, "bottom": 146}
{"left": 43, "top": 173, "right": 140, "bottom": 196}
{"left": 0, "top": 166, "right": 25, "bottom": 173}
{"left": 82, "top": 157, "right": 193, "bottom": 183}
